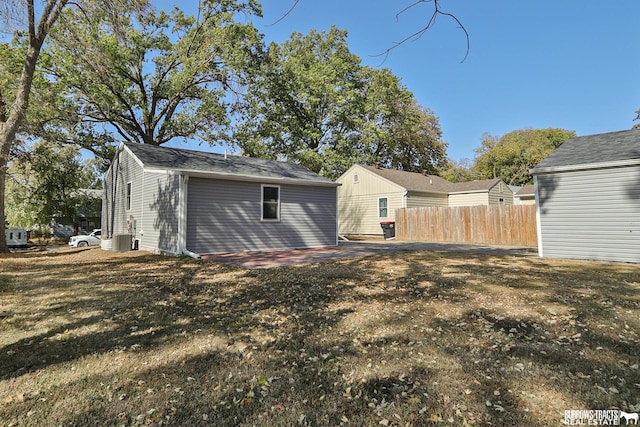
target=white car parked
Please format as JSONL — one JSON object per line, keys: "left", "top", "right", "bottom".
{"left": 68, "top": 229, "right": 101, "bottom": 247}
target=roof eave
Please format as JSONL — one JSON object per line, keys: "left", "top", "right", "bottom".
{"left": 448, "top": 189, "right": 490, "bottom": 195}
{"left": 531, "top": 158, "right": 640, "bottom": 175}
{"left": 406, "top": 189, "right": 449, "bottom": 196}
{"left": 144, "top": 167, "right": 341, "bottom": 187}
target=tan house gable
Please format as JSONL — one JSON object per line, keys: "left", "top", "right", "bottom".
{"left": 337, "top": 164, "right": 514, "bottom": 236}
{"left": 448, "top": 178, "right": 512, "bottom": 206}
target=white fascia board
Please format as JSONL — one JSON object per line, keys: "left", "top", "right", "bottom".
{"left": 142, "top": 167, "right": 341, "bottom": 187}
{"left": 447, "top": 189, "right": 489, "bottom": 195}
{"left": 531, "top": 158, "right": 640, "bottom": 175}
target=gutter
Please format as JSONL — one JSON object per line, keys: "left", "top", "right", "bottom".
{"left": 531, "top": 158, "right": 640, "bottom": 175}
{"left": 143, "top": 167, "right": 341, "bottom": 188}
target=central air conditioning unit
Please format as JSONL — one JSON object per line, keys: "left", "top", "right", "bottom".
{"left": 112, "top": 234, "right": 132, "bottom": 252}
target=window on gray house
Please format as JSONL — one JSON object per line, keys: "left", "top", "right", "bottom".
{"left": 126, "top": 182, "right": 132, "bottom": 211}
{"left": 262, "top": 185, "right": 280, "bottom": 221}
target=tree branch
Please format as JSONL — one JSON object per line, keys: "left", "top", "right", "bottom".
{"left": 266, "top": 0, "right": 299, "bottom": 27}
{"left": 376, "top": 0, "right": 469, "bottom": 63}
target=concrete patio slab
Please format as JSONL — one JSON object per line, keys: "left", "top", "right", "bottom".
{"left": 201, "top": 240, "right": 537, "bottom": 268}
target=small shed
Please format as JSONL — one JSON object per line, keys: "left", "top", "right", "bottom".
{"left": 531, "top": 129, "right": 640, "bottom": 263}
{"left": 6, "top": 228, "right": 28, "bottom": 247}
{"left": 102, "top": 143, "right": 340, "bottom": 256}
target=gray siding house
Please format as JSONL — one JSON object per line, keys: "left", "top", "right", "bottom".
{"left": 531, "top": 129, "right": 640, "bottom": 263}
{"left": 102, "top": 143, "right": 340, "bottom": 256}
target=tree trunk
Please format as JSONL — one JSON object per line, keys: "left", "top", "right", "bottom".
{"left": 0, "top": 0, "right": 69, "bottom": 252}
{"left": 0, "top": 167, "right": 7, "bottom": 252}
{"left": 0, "top": 42, "right": 43, "bottom": 252}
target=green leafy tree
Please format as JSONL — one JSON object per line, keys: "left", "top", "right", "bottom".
{"left": 44, "top": 1, "right": 262, "bottom": 161}
{"left": 232, "top": 26, "right": 363, "bottom": 176}
{"left": 441, "top": 158, "right": 479, "bottom": 183}
{"left": 472, "top": 128, "right": 576, "bottom": 186}
{"left": 6, "top": 141, "right": 98, "bottom": 234}
{"left": 356, "top": 67, "right": 447, "bottom": 174}
{"left": 0, "top": 0, "right": 72, "bottom": 252}
{"left": 231, "top": 26, "right": 448, "bottom": 179}
{"left": 0, "top": 0, "right": 148, "bottom": 252}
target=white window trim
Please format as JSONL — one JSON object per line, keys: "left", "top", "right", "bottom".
{"left": 378, "top": 197, "right": 389, "bottom": 218}
{"left": 261, "top": 184, "right": 281, "bottom": 222}
{"left": 126, "top": 181, "right": 133, "bottom": 211}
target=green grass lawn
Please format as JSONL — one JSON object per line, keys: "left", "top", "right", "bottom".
{"left": 0, "top": 248, "right": 639, "bottom": 426}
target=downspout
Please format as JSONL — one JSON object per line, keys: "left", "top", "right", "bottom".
{"left": 335, "top": 185, "right": 340, "bottom": 245}
{"left": 108, "top": 151, "right": 120, "bottom": 239}
{"left": 178, "top": 173, "right": 201, "bottom": 259}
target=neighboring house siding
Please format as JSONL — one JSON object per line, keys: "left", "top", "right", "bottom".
{"left": 448, "top": 193, "right": 488, "bottom": 207}
{"left": 338, "top": 191, "right": 404, "bottom": 235}
{"left": 516, "top": 197, "right": 536, "bottom": 206}
{"left": 337, "top": 166, "right": 405, "bottom": 235}
{"left": 536, "top": 166, "right": 640, "bottom": 263}
{"left": 102, "top": 148, "right": 144, "bottom": 239}
{"left": 405, "top": 192, "right": 448, "bottom": 208}
{"left": 488, "top": 183, "right": 513, "bottom": 205}
{"left": 186, "top": 178, "right": 336, "bottom": 254}
{"left": 140, "top": 171, "right": 180, "bottom": 254}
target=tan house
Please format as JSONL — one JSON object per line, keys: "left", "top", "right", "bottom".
{"left": 337, "top": 164, "right": 513, "bottom": 236}
{"left": 514, "top": 184, "right": 536, "bottom": 205}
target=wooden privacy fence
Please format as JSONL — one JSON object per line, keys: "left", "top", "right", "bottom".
{"left": 395, "top": 205, "right": 537, "bottom": 247}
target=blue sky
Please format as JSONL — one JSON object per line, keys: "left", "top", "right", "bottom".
{"left": 243, "top": 0, "right": 639, "bottom": 162}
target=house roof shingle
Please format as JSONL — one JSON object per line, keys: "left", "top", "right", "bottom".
{"left": 360, "top": 165, "right": 504, "bottom": 194}
{"left": 360, "top": 165, "right": 453, "bottom": 194}
{"left": 515, "top": 184, "right": 535, "bottom": 197}
{"left": 448, "top": 178, "right": 504, "bottom": 194}
{"left": 531, "top": 129, "right": 640, "bottom": 173}
{"left": 123, "top": 142, "right": 338, "bottom": 186}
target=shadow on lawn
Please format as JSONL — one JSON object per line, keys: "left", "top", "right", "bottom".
{"left": 0, "top": 250, "right": 639, "bottom": 426}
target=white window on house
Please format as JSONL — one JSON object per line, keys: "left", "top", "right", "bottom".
{"left": 378, "top": 197, "right": 388, "bottom": 218}
{"left": 353, "top": 173, "right": 359, "bottom": 184}
{"left": 126, "top": 182, "right": 132, "bottom": 211}
{"left": 262, "top": 185, "right": 280, "bottom": 221}
{"left": 499, "top": 198, "right": 505, "bottom": 204}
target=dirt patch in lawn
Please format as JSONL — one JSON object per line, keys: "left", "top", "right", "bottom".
{"left": 0, "top": 247, "right": 639, "bottom": 426}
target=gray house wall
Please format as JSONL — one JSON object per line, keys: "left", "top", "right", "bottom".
{"left": 186, "top": 178, "right": 337, "bottom": 254}
{"left": 535, "top": 165, "right": 640, "bottom": 263}
{"left": 140, "top": 171, "right": 180, "bottom": 254}
{"left": 102, "top": 147, "right": 144, "bottom": 241}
